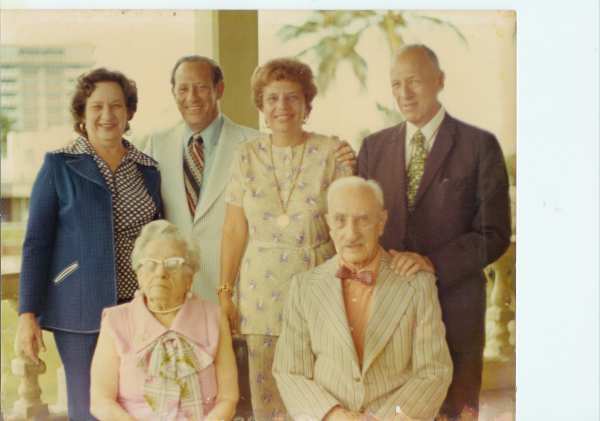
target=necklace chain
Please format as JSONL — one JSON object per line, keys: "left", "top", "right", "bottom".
{"left": 268, "top": 134, "right": 307, "bottom": 216}
{"left": 147, "top": 302, "right": 184, "bottom": 314}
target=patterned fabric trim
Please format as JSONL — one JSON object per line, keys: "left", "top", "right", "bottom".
{"left": 53, "top": 136, "right": 158, "bottom": 168}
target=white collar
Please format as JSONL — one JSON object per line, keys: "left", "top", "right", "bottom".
{"left": 406, "top": 106, "right": 446, "bottom": 144}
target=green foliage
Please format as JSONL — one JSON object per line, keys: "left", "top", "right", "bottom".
{"left": 278, "top": 11, "right": 469, "bottom": 148}
{"left": 505, "top": 153, "right": 516, "bottom": 185}
{"left": 278, "top": 11, "right": 467, "bottom": 93}
{"left": 376, "top": 102, "right": 403, "bottom": 126}
{"left": 1, "top": 112, "right": 15, "bottom": 158}
{"left": 0, "top": 112, "right": 14, "bottom": 140}
{"left": 410, "top": 14, "right": 468, "bottom": 46}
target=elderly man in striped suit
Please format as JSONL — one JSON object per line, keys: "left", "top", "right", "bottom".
{"left": 273, "top": 176, "right": 452, "bottom": 421}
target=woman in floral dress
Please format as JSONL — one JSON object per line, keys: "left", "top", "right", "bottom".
{"left": 218, "top": 58, "right": 353, "bottom": 420}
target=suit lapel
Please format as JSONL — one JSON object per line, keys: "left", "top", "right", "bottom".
{"left": 65, "top": 155, "right": 109, "bottom": 191}
{"left": 362, "top": 254, "right": 415, "bottom": 374}
{"left": 158, "top": 124, "right": 192, "bottom": 230}
{"left": 391, "top": 122, "right": 409, "bottom": 214}
{"left": 139, "top": 164, "right": 161, "bottom": 216}
{"left": 194, "top": 117, "right": 240, "bottom": 222}
{"left": 413, "top": 114, "right": 456, "bottom": 207}
{"left": 315, "top": 259, "right": 362, "bottom": 371}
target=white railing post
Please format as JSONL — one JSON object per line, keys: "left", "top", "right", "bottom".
{"left": 2, "top": 267, "right": 68, "bottom": 420}
{"left": 9, "top": 355, "right": 50, "bottom": 419}
{"left": 484, "top": 242, "right": 516, "bottom": 362}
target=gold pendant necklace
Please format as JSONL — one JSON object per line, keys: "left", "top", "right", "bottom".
{"left": 269, "top": 134, "right": 307, "bottom": 229}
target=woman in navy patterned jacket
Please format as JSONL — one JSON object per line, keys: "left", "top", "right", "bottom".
{"left": 15, "top": 68, "right": 162, "bottom": 421}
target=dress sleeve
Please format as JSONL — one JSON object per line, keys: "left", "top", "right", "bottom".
{"left": 224, "top": 147, "right": 245, "bottom": 207}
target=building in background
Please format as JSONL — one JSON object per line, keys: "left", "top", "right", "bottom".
{"left": 0, "top": 45, "right": 94, "bottom": 132}
{"left": 0, "top": 44, "right": 93, "bottom": 226}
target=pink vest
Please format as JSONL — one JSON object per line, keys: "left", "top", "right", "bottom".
{"left": 102, "top": 294, "right": 220, "bottom": 420}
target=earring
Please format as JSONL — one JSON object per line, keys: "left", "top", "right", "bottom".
{"left": 134, "top": 289, "right": 143, "bottom": 299}
{"left": 186, "top": 290, "right": 193, "bottom": 299}
{"left": 79, "top": 122, "right": 86, "bottom": 133}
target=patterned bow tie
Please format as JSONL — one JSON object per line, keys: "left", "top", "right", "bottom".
{"left": 335, "top": 265, "right": 375, "bottom": 286}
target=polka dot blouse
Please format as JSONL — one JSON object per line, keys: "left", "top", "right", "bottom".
{"left": 59, "top": 136, "right": 159, "bottom": 301}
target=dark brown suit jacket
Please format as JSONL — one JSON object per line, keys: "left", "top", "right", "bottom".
{"left": 358, "top": 113, "right": 511, "bottom": 352}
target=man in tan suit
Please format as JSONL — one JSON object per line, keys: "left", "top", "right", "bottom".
{"left": 273, "top": 176, "right": 452, "bottom": 420}
{"left": 144, "top": 56, "right": 259, "bottom": 302}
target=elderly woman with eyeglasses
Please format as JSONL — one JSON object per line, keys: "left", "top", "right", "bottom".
{"left": 90, "top": 220, "right": 238, "bottom": 421}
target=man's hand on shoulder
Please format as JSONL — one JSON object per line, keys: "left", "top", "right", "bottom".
{"left": 332, "top": 137, "right": 357, "bottom": 173}
{"left": 389, "top": 250, "right": 435, "bottom": 277}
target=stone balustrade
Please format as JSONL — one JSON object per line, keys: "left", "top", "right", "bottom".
{"left": 482, "top": 242, "right": 516, "bottom": 390}
{"left": 1, "top": 268, "right": 67, "bottom": 421}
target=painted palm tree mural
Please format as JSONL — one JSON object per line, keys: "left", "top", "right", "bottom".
{"left": 278, "top": 10, "right": 467, "bottom": 127}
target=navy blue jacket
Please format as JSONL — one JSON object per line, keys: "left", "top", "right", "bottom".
{"left": 19, "top": 149, "right": 162, "bottom": 333}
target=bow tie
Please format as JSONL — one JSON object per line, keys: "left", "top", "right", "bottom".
{"left": 335, "top": 265, "right": 375, "bottom": 286}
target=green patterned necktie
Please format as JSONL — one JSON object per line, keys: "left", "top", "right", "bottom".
{"left": 407, "top": 130, "right": 427, "bottom": 208}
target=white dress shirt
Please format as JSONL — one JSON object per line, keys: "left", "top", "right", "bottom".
{"left": 404, "top": 106, "right": 446, "bottom": 169}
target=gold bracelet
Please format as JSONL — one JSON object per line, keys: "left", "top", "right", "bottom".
{"left": 216, "top": 285, "right": 233, "bottom": 296}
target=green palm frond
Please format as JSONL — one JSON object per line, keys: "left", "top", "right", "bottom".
{"left": 297, "top": 32, "right": 368, "bottom": 91}
{"left": 348, "top": 50, "right": 368, "bottom": 88}
{"left": 409, "top": 13, "right": 468, "bottom": 46}
{"left": 278, "top": 20, "right": 322, "bottom": 41}
{"left": 279, "top": 11, "right": 467, "bottom": 94}
{"left": 376, "top": 102, "right": 403, "bottom": 125}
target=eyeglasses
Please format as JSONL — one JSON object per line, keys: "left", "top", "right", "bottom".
{"left": 329, "top": 214, "right": 380, "bottom": 231}
{"left": 137, "top": 257, "right": 187, "bottom": 273}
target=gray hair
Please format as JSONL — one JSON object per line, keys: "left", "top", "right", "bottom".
{"left": 327, "top": 176, "right": 385, "bottom": 209}
{"left": 131, "top": 220, "right": 200, "bottom": 275}
{"left": 170, "top": 55, "right": 224, "bottom": 88}
{"left": 393, "top": 44, "right": 442, "bottom": 72}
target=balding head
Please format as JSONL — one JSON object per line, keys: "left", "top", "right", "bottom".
{"left": 390, "top": 44, "right": 445, "bottom": 128}
{"left": 393, "top": 44, "right": 442, "bottom": 73}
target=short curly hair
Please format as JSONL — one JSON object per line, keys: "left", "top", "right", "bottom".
{"left": 70, "top": 67, "right": 138, "bottom": 137}
{"left": 131, "top": 220, "right": 200, "bottom": 276}
{"left": 251, "top": 58, "right": 318, "bottom": 116}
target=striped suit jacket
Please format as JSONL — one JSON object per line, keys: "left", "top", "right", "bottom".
{"left": 273, "top": 254, "right": 452, "bottom": 420}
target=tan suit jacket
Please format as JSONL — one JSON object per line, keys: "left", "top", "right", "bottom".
{"left": 273, "top": 254, "right": 452, "bottom": 420}
{"left": 144, "top": 116, "right": 259, "bottom": 302}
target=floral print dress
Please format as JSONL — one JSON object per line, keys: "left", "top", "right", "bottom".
{"left": 225, "top": 133, "right": 352, "bottom": 336}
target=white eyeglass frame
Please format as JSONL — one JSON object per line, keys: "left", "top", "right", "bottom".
{"left": 137, "top": 256, "right": 187, "bottom": 272}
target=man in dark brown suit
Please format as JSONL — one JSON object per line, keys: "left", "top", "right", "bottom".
{"left": 357, "top": 44, "right": 511, "bottom": 420}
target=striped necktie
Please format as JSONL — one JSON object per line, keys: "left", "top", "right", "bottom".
{"left": 183, "top": 133, "right": 204, "bottom": 216}
{"left": 407, "top": 129, "right": 427, "bottom": 208}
